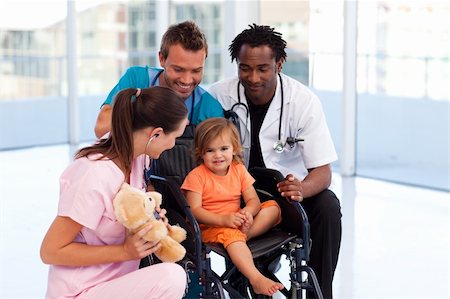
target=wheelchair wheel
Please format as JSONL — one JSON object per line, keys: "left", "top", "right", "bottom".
{"left": 205, "top": 276, "right": 226, "bottom": 299}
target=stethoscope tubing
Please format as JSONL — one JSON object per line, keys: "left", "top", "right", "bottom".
{"left": 236, "top": 73, "right": 284, "bottom": 142}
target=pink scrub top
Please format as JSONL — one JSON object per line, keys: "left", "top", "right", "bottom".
{"left": 45, "top": 154, "right": 147, "bottom": 299}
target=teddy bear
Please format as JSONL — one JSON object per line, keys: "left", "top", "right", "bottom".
{"left": 113, "top": 182, "right": 187, "bottom": 263}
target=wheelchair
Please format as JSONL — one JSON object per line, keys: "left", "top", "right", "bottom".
{"left": 144, "top": 113, "right": 324, "bottom": 298}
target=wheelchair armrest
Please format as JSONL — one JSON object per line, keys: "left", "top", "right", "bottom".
{"left": 249, "top": 167, "right": 311, "bottom": 259}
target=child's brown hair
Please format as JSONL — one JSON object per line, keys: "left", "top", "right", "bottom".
{"left": 194, "top": 117, "right": 243, "bottom": 166}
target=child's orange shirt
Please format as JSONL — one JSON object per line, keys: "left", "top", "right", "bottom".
{"left": 181, "top": 162, "right": 255, "bottom": 215}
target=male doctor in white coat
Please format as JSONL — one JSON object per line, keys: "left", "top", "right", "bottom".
{"left": 209, "top": 24, "right": 342, "bottom": 299}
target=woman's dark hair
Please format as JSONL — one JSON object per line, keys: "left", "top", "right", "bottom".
{"left": 229, "top": 23, "right": 287, "bottom": 63}
{"left": 76, "top": 86, "right": 187, "bottom": 173}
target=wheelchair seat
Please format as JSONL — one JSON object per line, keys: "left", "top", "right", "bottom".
{"left": 145, "top": 113, "right": 324, "bottom": 298}
{"left": 149, "top": 167, "right": 324, "bottom": 299}
{"left": 207, "top": 230, "right": 296, "bottom": 261}
{"left": 198, "top": 167, "right": 323, "bottom": 299}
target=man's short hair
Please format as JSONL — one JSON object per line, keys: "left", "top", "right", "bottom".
{"left": 160, "top": 20, "right": 208, "bottom": 59}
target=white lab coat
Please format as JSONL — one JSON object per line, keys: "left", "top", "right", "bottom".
{"left": 209, "top": 73, "right": 337, "bottom": 180}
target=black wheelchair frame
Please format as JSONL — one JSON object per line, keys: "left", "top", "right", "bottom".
{"left": 148, "top": 167, "right": 324, "bottom": 299}
{"left": 144, "top": 110, "right": 323, "bottom": 298}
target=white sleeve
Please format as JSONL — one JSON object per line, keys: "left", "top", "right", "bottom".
{"left": 298, "top": 93, "right": 337, "bottom": 169}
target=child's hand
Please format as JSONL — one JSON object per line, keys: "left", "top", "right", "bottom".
{"left": 239, "top": 210, "right": 253, "bottom": 234}
{"left": 123, "top": 224, "right": 161, "bottom": 260}
{"left": 155, "top": 206, "right": 169, "bottom": 226}
{"left": 239, "top": 210, "right": 254, "bottom": 227}
{"left": 222, "top": 213, "right": 246, "bottom": 228}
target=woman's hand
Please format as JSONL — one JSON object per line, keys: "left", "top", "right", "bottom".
{"left": 123, "top": 224, "right": 161, "bottom": 260}
{"left": 277, "top": 174, "right": 304, "bottom": 202}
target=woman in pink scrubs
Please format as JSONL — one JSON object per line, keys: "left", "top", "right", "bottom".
{"left": 40, "top": 87, "right": 189, "bottom": 299}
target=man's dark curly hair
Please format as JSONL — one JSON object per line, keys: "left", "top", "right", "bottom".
{"left": 229, "top": 24, "right": 287, "bottom": 63}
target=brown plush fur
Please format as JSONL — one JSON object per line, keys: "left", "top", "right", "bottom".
{"left": 113, "top": 183, "right": 186, "bottom": 263}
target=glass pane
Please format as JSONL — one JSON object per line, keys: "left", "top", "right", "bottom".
{"left": 170, "top": 1, "right": 224, "bottom": 85}
{"left": 260, "top": 1, "right": 344, "bottom": 173}
{"left": 0, "top": 27, "right": 66, "bottom": 99}
{"left": 260, "top": 1, "right": 310, "bottom": 85}
{"left": 356, "top": 2, "right": 450, "bottom": 190}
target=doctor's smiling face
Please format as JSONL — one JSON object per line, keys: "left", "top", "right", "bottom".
{"left": 237, "top": 44, "right": 283, "bottom": 106}
{"left": 159, "top": 43, "right": 205, "bottom": 100}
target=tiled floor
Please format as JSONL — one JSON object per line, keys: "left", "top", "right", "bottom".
{"left": 0, "top": 144, "right": 448, "bottom": 299}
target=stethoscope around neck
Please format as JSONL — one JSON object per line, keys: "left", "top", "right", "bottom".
{"left": 233, "top": 73, "right": 303, "bottom": 154}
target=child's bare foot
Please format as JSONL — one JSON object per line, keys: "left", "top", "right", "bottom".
{"left": 250, "top": 275, "right": 284, "bottom": 296}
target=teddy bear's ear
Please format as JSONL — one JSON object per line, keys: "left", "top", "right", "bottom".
{"left": 120, "top": 182, "right": 131, "bottom": 190}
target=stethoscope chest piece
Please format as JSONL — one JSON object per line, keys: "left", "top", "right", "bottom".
{"left": 273, "top": 141, "right": 285, "bottom": 153}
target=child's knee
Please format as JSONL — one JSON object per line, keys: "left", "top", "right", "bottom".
{"left": 260, "top": 200, "right": 282, "bottom": 224}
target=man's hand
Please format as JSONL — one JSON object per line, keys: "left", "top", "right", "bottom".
{"left": 277, "top": 174, "right": 303, "bottom": 202}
